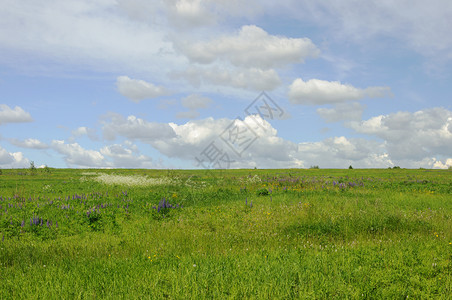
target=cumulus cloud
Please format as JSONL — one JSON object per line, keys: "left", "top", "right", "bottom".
{"left": 0, "top": 104, "right": 33, "bottom": 125}
{"left": 98, "top": 112, "right": 452, "bottom": 169}
{"left": 349, "top": 107, "right": 452, "bottom": 161}
{"left": 0, "top": 146, "right": 30, "bottom": 168}
{"left": 296, "top": 137, "right": 393, "bottom": 168}
{"left": 50, "top": 139, "right": 157, "bottom": 168}
{"left": 51, "top": 140, "right": 107, "bottom": 168}
{"left": 9, "top": 138, "right": 48, "bottom": 149}
{"left": 433, "top": 158, "right": 452, "bottom": 169}
{"left": 99, "top": 113, "right": 374, "bottom": 168}
{"left": 177, "top": 25, "right": 319, "bottom": 69}
{"left": 101, "top": 113, "right": 290, "bottom": 166}
{"left": 171, "top": 66, "right": 281, "bottom": 90}
{"left": 102, "top": 113, "right": 176, "bottom": 141}
{"left": 100, "top": 143, "right": 154, "bottom": 168}
{"left": 166, "top": 0, "right": 215, "bottom": 28}
{"left": 71, "top": 126, "right": 98, "bottom": 141}
{"left": 317, "top": 102, "right": 365, "bottom": 123}
{"left": 175, "top": 94, "right": 212, "bottom": 119}
{"left": 289, "top": 78, "right": 392, "bottom": 105}
{"left": 116, "top": 76, "right": 168, "bottom": 102}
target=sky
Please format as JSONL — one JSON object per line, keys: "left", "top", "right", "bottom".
{"left": 0, "top": 0, "right": 451, "bottom": 169}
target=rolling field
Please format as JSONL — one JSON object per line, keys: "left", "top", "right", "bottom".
{"left": 0, "top": 168, "right": 451, "bottom": 299}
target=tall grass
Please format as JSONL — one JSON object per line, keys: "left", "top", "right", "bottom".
{"left": 0, "top": 168, "right": 451, "bottom": 298}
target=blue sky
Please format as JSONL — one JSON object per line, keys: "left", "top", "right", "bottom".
{"left": 1, "top": 0, "right": 451, "bottom": 169}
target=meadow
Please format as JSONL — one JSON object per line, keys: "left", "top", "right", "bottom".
{"left": 0, "top": 168, "right": 451, "bottom": 299}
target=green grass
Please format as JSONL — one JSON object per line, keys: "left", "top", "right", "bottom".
{"left": 0, "top": 168, "right": 451, "bottom": 299}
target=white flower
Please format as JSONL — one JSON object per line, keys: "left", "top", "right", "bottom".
{"left": 93, "top": 173, "right": 177, "bottom": 187}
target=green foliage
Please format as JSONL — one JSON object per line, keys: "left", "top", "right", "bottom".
{"left": 42, "top": 165, "right": 51, "bottom": 174}
{"left": 349, "top": 165, "right": 353, "bottom": 169}
{"left": 0, "top": 168, "right": 451, "bottom": 298}
{"left": 255, "top": 188, "right": 269, "bottom": 196}
{"left": 29, "top": 161, "right": 37, "bottom": 175}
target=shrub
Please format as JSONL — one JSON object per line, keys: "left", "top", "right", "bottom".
{"left": 256, "top": 188, "right": 269, "bottom": 196}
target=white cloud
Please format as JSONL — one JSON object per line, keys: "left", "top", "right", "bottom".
{"left": 100, "top": 113, "right": 380, "bottom": 168}
{"left": 177, "top": 25, "right": 319, "bottom": 69}
{"left": 0, "top": 146, "right": 30, "bottom": 168}
{"left": 349, "top": 107, "right": 452, "bottom": 161}
{"left": 296, "top": 137, "right": 393, "bottom": 168}
{"left": 9, "top": 138, "right": 48, "bottom": 149}
{"left": 0, "top": 104, "right": 33, "bottom": 125}
{"left": 152, "top": 117, "right": 232, "bottom": 159}
{"left": 99, "top": 112, "right": 452, "bottom": 169}
{"left": 102, "top": 114, "right": 288, "bottom": 165}
{"left": 116, "top": 76, "right": 168, "bottom": 102}
{"left": 71, "top": 126, "right": 98, "bottom": 141}
{"left": 100, "top": 143, "right": 154, "bottom": 168}
{"left": 282, "top": 0, "right": 452, "bottom": 61}
{"left": 317, "top": 102, "right": 365, "bottom": 123}
{"left": 175, "top": 94, "right": 212, "bottom": 119}
{"left": 289, "top": 78, "right": 392, "bottom": 105}
{"left": 0, "top": 1, "right": 178, "bottom": 75}
{"left": 433, "top": 158, "right": 452, "bottom": 169}
{"left": 171, "top": 66, "right": 281, "bottom": 90}
{"left": 102, "top": 113, "right": 176, "bottom": 141}
{"left": 51, "top": 140, "right": 107, "bottom": 168}
{"left": 166, "top": 0, "right": 215, "bottom": 28}
{"left": 50, "top": 139, "right": 160, "bottom": 168}
{"left": 181, "top": 94, "right": 212, "bottom": 109}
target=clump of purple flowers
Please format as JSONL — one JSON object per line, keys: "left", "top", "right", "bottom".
{"left": 152, "top": 198, "right": 181, "bottom": 214}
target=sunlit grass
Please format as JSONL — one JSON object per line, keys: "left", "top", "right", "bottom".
{"left": 0, "top": 168, "right": 451, "bottom": 298}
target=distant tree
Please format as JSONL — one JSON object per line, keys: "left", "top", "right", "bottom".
{"left": 29, "top": 161, "right": 37, "bottom": 175}
{"left": 310, "top": 165, "right": 319, "bottom": 169}
{"left": 349, "top": 165, "right": 353, "bottom": 169}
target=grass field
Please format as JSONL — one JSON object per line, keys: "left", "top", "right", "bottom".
{"left": 0, "top": 168, "right": 451, "bottom": 299}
